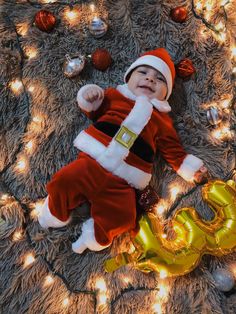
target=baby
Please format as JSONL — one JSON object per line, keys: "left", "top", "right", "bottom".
{"left": 38, "top": 48, "right": 208, "bottom": 253}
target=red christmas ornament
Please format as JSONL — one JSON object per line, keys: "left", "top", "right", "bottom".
{"left": 170, "top": 7, "right": 188, "bottom": 23}
{"left": 175, "top": 59, "right": 196, "bottom": 78}
{"left": 34, "top": 10, "right": 57, "bottom": 32}
{"left": 91, "top": 49, "right": 112, "bottom": 71}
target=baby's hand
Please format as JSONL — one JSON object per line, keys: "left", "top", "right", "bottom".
{"left": 82, "top": 86, "right": 104, "bottom": 103}
{"left": 193, "top": 166, "right": 210, "bottom": 184}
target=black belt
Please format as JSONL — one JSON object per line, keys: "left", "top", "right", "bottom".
{"left": 93, "top": 121, "right": 154, "bottom": 163}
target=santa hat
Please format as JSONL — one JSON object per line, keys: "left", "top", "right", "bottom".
{"left": 124, "top": 48, "right": 175, "bottom": 100}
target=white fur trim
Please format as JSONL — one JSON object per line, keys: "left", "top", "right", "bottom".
{"left": 124, "top": 55, "right": 173, "bottom": 99}
{"left": 117, "top": 84, "right": 171, "bottom": 112}
{"left": 72, "top": 218, "right": 110, "bottom": 253}
{"left": 77, "top": 84, "right": 104, "bottom": 112}
{"left": 150, "top": 98, "right": 171, "bottom": 113}
{"left": 177, "top": 154, "right": 203, "bottom": 181}
{"left": 117, "top": 84, "right": 136, "bottom": 101}
{"left": 122, "top": 95, "right": 153, "bottom": 132}
{"left": 97, "top": 95, "right": 153, "bottom": 171}
{"left": 74, "top": 131, "right": 152, "bottom": 190}
{"left": 38, "top": 196, "right": 71, "bottom": 228}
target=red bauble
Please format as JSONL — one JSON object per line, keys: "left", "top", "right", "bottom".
{"left": 170, "top": 7, "right": 188, "bottom": 23}
{"left": 91, "top": 49, "right": 112, "bottom": 71}
{"left": 34, "top": 10, "right": 56, "bottom": 32}
{"left": 175, "top": 59, "right": 196, "bottom": 78}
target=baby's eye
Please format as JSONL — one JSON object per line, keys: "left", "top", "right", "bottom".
{"left": 138, "top": 70, "right": 146, "bottom": 74}
{"left": 156, "top": 76, "right": 165, "bottom": 82}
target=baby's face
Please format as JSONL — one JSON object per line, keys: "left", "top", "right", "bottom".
{"left": 127, "top": 65, "right": 167, "bottom": 100}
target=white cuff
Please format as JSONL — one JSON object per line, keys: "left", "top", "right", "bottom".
{"left": 72, "top": 218, "right": 110, "bottom": 253}
{"left": 177, "top": 154, "right": 203, "bottom": 182}
{"left": 77, "top": 84, "right": 104, "bottom": 112}
{"left": 38, "top": 197, "right": 71, "bottom": 228}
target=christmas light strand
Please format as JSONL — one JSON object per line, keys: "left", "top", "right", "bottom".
{"left": 0, "top": 1, "right": 235, "bottom": 312}
{"left": 0, "top": 13, "right": 32, "bottom": 177}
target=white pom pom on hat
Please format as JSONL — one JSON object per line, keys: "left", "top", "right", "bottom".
{"left": 124, "top": 48, "right": 176, "bottom": 100}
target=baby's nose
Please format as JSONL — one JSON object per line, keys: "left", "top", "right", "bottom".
{"left": 146, "top": 76, "right": 154, "bottom": 83}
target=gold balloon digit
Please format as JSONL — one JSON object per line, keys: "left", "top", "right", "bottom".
{"left": 104, "top": 180, "right": 236, "bottom": 277}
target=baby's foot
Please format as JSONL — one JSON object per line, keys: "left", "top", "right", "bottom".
{"left": 38, "top": 197, "right": 70, "bottom": 229}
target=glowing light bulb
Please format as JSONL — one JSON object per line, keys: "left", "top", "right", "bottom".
{"left": 16, "top": 22, "right": 29, "bottom": 36}
{"left": 64, "top": 7, "right": 80, "bottom": 25}
{"left": 25, "top": 46, "right": 38, "bottom": 59}
{"left": 90, "top": 4, "right": 96, "bottom": 12}
{"left": 30, "top": 200, "right": 44, "bottom": 219}
{"left": 153, "top": 303, "right": 162, "bottom": 314}
{"left": 170, "top": 186, "right": 180, "bottom": 201}
{"left": 221, "top": 0, "right": 230, "bottom": 5}
{"left": 13, "top": 230, "right": 23, "bottom": 241}
{"left": 215, "top": 22, "right": 224, "bottom": 31}
{"left": 62, "top": 297, "right": 69, "bottom": 307}
{"left": 205, "top": 1, "right": 213, "bottom": 10}
{"left": 44, "top": 275, "right": 54, "bottom": 287}
{"left": 155, "top": 201, "right": 166, "bottom": 215}
{"left": 31, "top": 115, "right": 44, "bottom": 132}
{"left": 123, "top": 276, "right": 131, "bottom": 284}
{"left": 221, "top": 99, "right": 231, "bottom": 109}
{"left": 28, "top": 85, "right": 35, "bottom": 93}
{"left": 95, "top": 278, "right": 107, "bottom": 291}
{"left": 204, "top": 11, "right": 211, "bottom": 20}
{"left": 23, "top": 253, "right": 35, "bottom": 268}
{"left": 98, "top": 292, "right": 107, "bottom": 305}
{"left": 32, "top": 116, "right": 42, "bottom": 123}
{"left": 231, "top": 46, "right": 236, "bottom": 58}
{"left": 195, "top": 2, "right": 202, "bottom": 10}
{"left": 211, "top": 125, "right": 231, "bottom": 140}
{"left": 25, "top": 140, "right": 34, "bottom": 153}
{"left": 128, "top": 243, "right": 136, "bottom": 254}
{"left": 157, "top": 283, "right": 169, "bottom": 299}
{"left": 16, "top": 158, "right": 27, "bottom": 172}
{"left": 1, "top": 194, "right": 9, "bottom": 201}
{"left": 161, "top": 233, "right": 167, "bottom": 239}
{"left": 218, "top": 32, "right": 226, "bottom": 43}
{"left": 9, "top": 79, "right": 23, "bottom": 94}
{"left": 159, "top": 269, "right": 168, "bottom": 279}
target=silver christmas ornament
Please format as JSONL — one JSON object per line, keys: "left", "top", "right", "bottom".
{"left": 212, "top": 268, "right": 235, "bottom": 292}
{"left": 88, "top": 17, "right": 108, "bottom": 38}
{"left": 63, "top": 54, "right": 85, "bottom": 78}
{"left": 206, "top": 106, "right": 222, "bottom": 126}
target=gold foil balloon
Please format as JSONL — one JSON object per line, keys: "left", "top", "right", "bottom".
{"left": 104, "top": 180, "right": 236, "bottom": 277}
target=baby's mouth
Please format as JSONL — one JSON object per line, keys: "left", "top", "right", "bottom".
{"left": 138, "top": 85, "right": 154, "bottom": 93}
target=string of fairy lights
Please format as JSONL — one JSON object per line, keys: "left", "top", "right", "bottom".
{"left": 0, "top": 0, "right": 235, "bottom": 313}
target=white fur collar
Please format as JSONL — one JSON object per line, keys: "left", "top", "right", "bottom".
{"left": 116, "top": 84, "right": 171, "bottom": 113}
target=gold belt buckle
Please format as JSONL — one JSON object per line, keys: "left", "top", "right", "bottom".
{"left": 115, "top": 125, "right": 138, "bottom": 149}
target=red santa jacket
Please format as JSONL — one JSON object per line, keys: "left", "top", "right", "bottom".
{"left": 74, "top": 84, "right": 203, "bottom": 189}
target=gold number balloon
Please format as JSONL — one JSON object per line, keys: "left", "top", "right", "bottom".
{"left": 104, "top": 180, "right": 236, "bottom": 277}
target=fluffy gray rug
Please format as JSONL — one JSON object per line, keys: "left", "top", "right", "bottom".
{"left": 0, "top": 0, "right": 236, "bottom": 313}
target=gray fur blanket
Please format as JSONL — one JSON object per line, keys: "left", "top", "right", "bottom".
{"left": 0, "top": 0, "right": 236, "bottom": 313}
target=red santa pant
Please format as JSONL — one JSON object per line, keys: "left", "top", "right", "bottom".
{"left": 46, "top": 152, "right": 137, "bottom": 245}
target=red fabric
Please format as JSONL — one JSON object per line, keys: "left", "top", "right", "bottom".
{"left": 81, "top": 88, "right": 188, "bottom": 173}
{"left": 47, "top": 152, "right": 137, "bottom": 246}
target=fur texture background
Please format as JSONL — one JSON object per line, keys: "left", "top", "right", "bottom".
{"left": 0, "top": 0, "right": 236, "bottom": 313}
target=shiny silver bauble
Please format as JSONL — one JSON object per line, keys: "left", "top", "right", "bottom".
{"left": 88, "top": 17, "right": 108, "bottom": 38}
{"left": 63, "top": 54, "right": 85, "bottom": 78}
{"left": 206, "top": 106, "right": 222, "bottom": 126}
{"left": 212, "top": 268, "right": 235, "bottom": 292}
